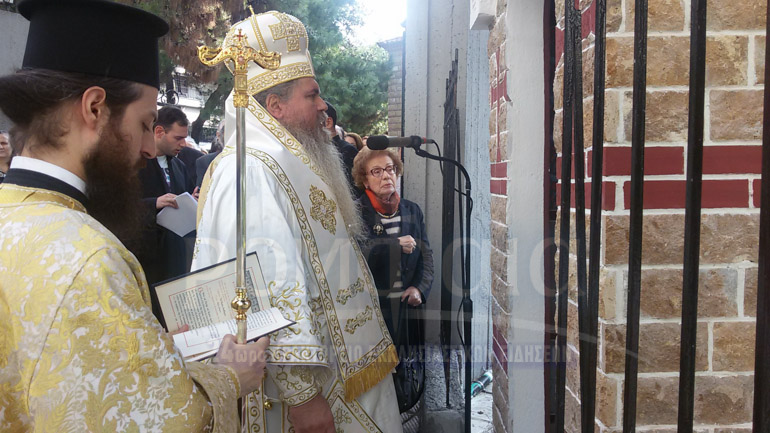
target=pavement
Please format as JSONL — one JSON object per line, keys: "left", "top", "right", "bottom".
{"left": 471, "top": 384, "right": 494, "bottom": 433}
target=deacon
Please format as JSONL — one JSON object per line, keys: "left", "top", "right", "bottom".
{"left": 0, "top": 1, "right": 268, "bottom": 431}
{"left": 194, "top": 11, "right": 402, "bottom": 433}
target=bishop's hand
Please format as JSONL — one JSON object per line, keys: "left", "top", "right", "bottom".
{"left": 288, "top": 394, "right": 335, "bottom": 433}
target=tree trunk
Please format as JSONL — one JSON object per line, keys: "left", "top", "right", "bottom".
{"left": 190, "top": 73, "right": 233, "bottom": 143}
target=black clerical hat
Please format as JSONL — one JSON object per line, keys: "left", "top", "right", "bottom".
{"left": 18, "top": 0, "right": 169, "bottom": 88}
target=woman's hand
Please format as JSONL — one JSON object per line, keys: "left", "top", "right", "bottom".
{"left": 401, "top": 286, "right": 423, "bottom": 306}
{"left": 398, "top": 235, "right": 416, "bottom": 254}
{"left": 214, "top": 334, "right": 270, "bottom": 398}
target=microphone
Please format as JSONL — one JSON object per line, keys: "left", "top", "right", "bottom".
{"left": 367, "top": 135, "right": 432, "bottom": 150}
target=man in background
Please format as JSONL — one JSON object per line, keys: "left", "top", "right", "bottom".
{"left": 135, "top": 106, "right": 196, "bottom": 319}
{"left": 324, "top": 101, "right": 358, "bottom": 193}
{"left": 0, "top": 130, "right": 11, "bottom": 182}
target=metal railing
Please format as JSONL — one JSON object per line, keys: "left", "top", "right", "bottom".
{"left": 547, "top": 0, "right": 770, "bottom": 431}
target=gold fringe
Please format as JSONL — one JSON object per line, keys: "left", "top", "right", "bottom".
{"left": 343, "top": 344, "right": 399, "bottom": 402}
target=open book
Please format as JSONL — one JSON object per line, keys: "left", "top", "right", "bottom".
{"left": 153, "top": 252, "right": 294, "bottom": 361}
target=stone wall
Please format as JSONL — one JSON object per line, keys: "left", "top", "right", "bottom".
{"left": 553, "top": 0, "right": 762, "bottom": 431}
{"left": 488, "top": 0, "right": 511, "bottom": 431}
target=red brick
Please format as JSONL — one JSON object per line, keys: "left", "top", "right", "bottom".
{"left": 754, "top": 179, "right": 762, "bottom": 208}
{"left": 555, "top": 27, "right": 565, "bottom": 65}
{"left": 555, "top": 155, "right": 580, "bottom": 181}
{"left": 553, "top": 3, "right": 596, "bottom": 68}
{"left": 588, "top": 146, "right": 685, "bottom": 177}
{"left": 491, "top": 179, "right": 507, "bottom": 195}
{"left": 491, "top": 162, "right": 508, "bottom": 178}
{"left": 703, "top": 145, "right": 762, "bottom": 174}
{"left": 556, "top": 181, "right": 616, "bottom": 211}
{"left": 623, "top": 180, "right": 750, "bottom": 209}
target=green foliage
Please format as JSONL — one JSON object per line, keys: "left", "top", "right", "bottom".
{"left": 120, "top": 0, "right": 393, "bottom": 137}
{"left": 314, "top": 44, "right": 391, "bottom": 135}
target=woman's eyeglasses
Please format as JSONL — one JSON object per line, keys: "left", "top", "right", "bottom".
{"left": 368, "top": 165, "right": 399, "bottom": 178}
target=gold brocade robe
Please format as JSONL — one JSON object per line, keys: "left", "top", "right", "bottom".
{"left": 0, "top": 182, "right": 241, "bottom": 432}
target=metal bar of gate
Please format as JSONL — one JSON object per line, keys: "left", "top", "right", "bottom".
{"left": 677, "top": 0, "right": 707, "bottom": 431}
{"left": 582, "top": 0, "right": 607, "bottom": 431}
{"left": 555, "top": 0, "right": 576, "bottom": 430}
{"left": 752, "top": 0, "right": 770, "bottom": 429}
{"left": 622, "top": 0, "right": 648, "bottom": 431}
{"left": 570, "top": 2, "right": 591, "bottom": 426}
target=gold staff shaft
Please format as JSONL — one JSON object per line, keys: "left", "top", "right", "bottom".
{"left": 198, "top": 29, "right": 281, "bottom": 344}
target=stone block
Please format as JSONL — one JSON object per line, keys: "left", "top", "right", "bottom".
{"left": 555, "top": 61, "right": 564, "bottom": 111}
{"left": 603, "top": 90, "right": 620, "bottom": 144}
{"left": 745, "top": 267, "right": 758, "bottom": 316}
{"left": 604, "top": 214, "right": 760, "bottom": 265}
{"left": 488, "top": 135, "right": 498, "bottom": 163}
{"left": 756, "top": 36, "right": 765, "bottom": 85}
{"left": 599, "top": 269, "right": 618, "bottom": 321}
{"left": 694, "top": 375, "right": 754, "bottom": 424}
{"left": 565, "top": 344, "right": 579, "bottom": 397}
{"left": 565, "top": 388, "right": 580, "bottom": 433}
{"left": 596, "top": 370, "right": 618, "bottom": 427}
{"left": 498, "top": 98, "right": 508, "bottom": 132}
{"left": 710, "top": 90, "right": 764, "bottom": 141}
{"left": 639, "top": 268, "right": 739, "bottom": 319}
{"left": 488, "top": 20, "right": 505, "bottom": 56}
{"left": 583, "top": 45, "right": 595, "bottom": 98}
{"left": 492, "top": 274, "right": 510, "bottom": 312}
{"left": 608, "top": 37, "right": 690, "bottom": 88}
{"left": 602, "top": 322, "right": 708, "bottom": 373}
{"left": 489, "top": 107, "right": 497, "bottom": 137}
{"left": 492, "top": 296, "right": 510, "bottom": 336}
{"left": 707, "top": 0, "right": 767, "bottom": 31}
{"left": 491, "top": 195, "right": 507, "bottom": 224}
{"left": 626, "top": 0, "right": 685, "bottom": 32}
{"left": 567, "top": 300, "right": 579, "bottom": 349}
{"left": 499, "top": 130, "right": 509, "bottom": 161}
{"left": 607, "top": 0, "right": 623, "bottom": 33}
{"left": 713, "top": 321, "right": 756, "bottom": 371}
{"left": 714, "top": 429, "right": 753, "bottom": 433}
{"left": 623, "top": 90, "right": 689, "bottom": 142}
{"left": 555, "top": 0, "right": 565, "bottom": 25}
{"left": 635, "top": 376, "right": 679, "bottom": 425}
{"left": 491, "top": 221, "right": 508, "bottom": 253}
{"left": 706, "top": 36, "right": 749, "bottom": 86}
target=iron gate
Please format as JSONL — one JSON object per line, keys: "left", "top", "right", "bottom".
{"left": 546, "top": 0, "right": 770, "bottom": 432}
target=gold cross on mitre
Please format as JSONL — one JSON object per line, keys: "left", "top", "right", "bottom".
{"left": 269, "top": 12, "right": 307, "bottom": 52}
{"left": 198, "top": 29, "right": 281, "bottom": 107}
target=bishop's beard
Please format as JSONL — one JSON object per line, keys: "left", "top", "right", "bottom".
{"left": 82, "top": 120, "right": 144, "bottom": 251}
{"left": 282, "top": 113, "right": 364, "bottom": 240}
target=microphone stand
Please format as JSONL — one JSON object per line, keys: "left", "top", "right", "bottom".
{"left": 411, "top": 143, "right": 473, "bottom": 433}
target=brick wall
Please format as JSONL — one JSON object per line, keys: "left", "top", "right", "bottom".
{"left": 488, "top": 0, "right": 511, "bottom": 431}
{"left": 553, "top": 0, "right": 763, "bottom": 431}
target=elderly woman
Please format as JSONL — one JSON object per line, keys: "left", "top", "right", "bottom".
{"left": 353, "top": 147, "right": 433, "bottom": 413}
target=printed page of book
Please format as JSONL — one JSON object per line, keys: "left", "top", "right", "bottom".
{"left": 173, "top": 306, "right": 293, "bottom": 361}
{"left": 154, "top": 252, "right": 272, "bottom": 333}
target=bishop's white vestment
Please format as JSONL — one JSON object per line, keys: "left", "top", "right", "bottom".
{"left": 193, "top": 95, "right": 403, "bottom": 433}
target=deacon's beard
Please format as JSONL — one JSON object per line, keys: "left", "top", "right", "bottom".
{"left": 82, "top": 120, "right": 144, "bottom": 252}
{"left": 283, "top": 113, "right": 364, "bottom": 240}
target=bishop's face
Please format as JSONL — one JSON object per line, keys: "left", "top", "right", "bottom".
{"left": 279, "top": 77, "right": 329, "bottom": 138}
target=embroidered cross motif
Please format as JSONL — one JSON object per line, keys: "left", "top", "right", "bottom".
{"left": 309, "top": 185, "right": 337, "bottom": 234}
{"left": 336, "top": 278, "right": 364, "bottom": 305}
{"left": 344, "top": 306, "right": 373, "bottom": 334}
{"left": 269, "top": 13, "right": 306, "bottom": 52}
